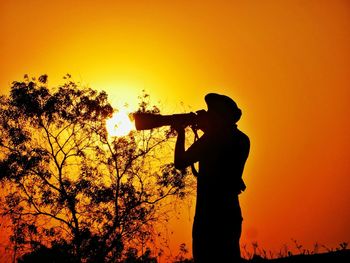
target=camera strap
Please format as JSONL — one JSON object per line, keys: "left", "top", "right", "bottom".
{"left": 190, "top": 127, "right": 199, "bottom": 177}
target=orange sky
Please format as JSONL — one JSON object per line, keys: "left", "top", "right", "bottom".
{"left": 1, "top": 0, "right": 349, "bottom": 258}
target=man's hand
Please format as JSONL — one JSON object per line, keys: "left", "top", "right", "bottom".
{"left": 172, "top": 123, "right": 186, "bottom": 135}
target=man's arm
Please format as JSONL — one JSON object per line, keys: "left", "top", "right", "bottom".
{"left": 174, "top": 127, "right": 205, "bottom": 170}
{"left": 174, "top": 127, "right": 186, "bottom": 170}
{"left": 238, "top": 134, "right": 250, "bottom": 193}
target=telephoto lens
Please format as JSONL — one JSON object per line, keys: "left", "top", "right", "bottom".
{"left": 133, "top": 112, "right": 199, "bottom": 130}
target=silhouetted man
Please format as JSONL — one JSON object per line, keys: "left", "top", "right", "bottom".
{"left": 174, "top": 93, "right": 250, "bottom": 263}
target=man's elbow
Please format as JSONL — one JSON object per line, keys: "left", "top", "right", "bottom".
{"left": 174, "top": 159, "right": 187, "bottom": 170}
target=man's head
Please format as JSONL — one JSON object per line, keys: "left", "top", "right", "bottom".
{"left": 204, "top": 93, "right": 242, "bottom": 124}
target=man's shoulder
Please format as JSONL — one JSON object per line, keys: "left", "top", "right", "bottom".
{"left": 236, "top": 128, "right": 250, "bottom": 144}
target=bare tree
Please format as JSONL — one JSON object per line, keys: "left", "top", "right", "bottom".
{"left": 0, "top": 75, "right": 191, "bottom": 262}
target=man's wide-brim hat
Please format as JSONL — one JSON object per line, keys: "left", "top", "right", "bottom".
{"left": 205, "top": 93, "right": 242, "bottom": 123}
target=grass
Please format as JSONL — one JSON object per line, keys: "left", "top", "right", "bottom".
{"left": 173, "top": 241, "right": 349, "bottom": 263}
{"left": 240, "top": 240, "right": 349, "bottom": 262}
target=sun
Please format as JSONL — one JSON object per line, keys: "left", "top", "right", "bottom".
{"left": 106, "top": 110, "right": 135, "bottom": 137}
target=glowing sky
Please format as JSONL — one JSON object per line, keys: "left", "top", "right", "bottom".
{"left": 1, "top": 0, "right": 349, "bottom": 256}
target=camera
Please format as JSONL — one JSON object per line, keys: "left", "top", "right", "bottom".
{"left": 133, "top": 110, "right": 207, "bottom": 131}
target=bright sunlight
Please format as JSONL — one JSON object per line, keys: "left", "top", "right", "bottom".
{"left": 106, "top": 110, "right": 135, "bottom": 137}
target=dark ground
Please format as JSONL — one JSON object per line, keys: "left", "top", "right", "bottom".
{"left": 245, "top": 249, "right": 350, "bottom": 263}
{"left": 16, "top": 248, "right": 350, "bottom": 262}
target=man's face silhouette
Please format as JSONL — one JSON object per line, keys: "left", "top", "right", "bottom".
{"left": 198, "top": 110, "right": 221, "bottom": 134}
